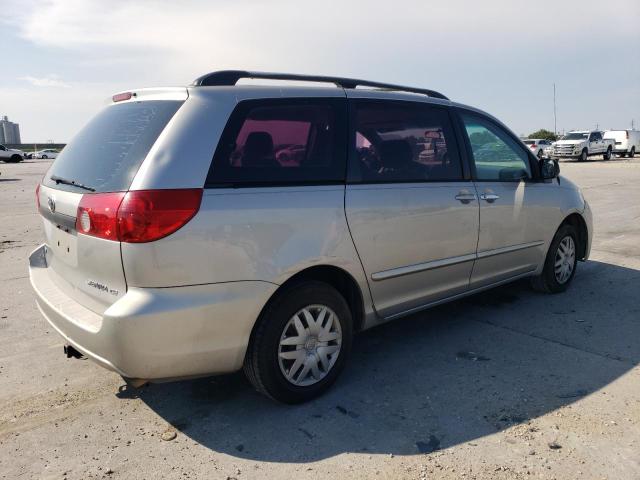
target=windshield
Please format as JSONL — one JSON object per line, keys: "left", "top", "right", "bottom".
{"left": 562, "top": 132, "right": 588, "bottom": 140}
{"left": 43, "top": 100, "right": 183, "bottom": 193}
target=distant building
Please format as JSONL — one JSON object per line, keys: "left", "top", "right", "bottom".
{"left": 0, "top": 116, "right": 21, "bottom": 144}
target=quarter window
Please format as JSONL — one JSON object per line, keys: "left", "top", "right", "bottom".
{"left": 207, "top": 100, "right": 345, "bottom": 186}
{"left": 461, "top": 113, "right": 532, "bottom": 181}
{"left": 351, "top": 102, "right": 463, "bottom": 183}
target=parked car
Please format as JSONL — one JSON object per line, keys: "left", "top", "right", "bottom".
{"left": 29, "top": 71, "right": 592, "bottom": 403}
{"left": 551, "top": 130, "right": 614, "bottom": 161}
{"left": 603, "top": 129, "right": 639, "bottom": 158}
{"left": 0, "top": 144, "right": 24, "bottom": 163}
{"left": 35, "top": 149, "right": 59, "bottom": 159}
{"left": 521, "top": 138, "right": 553, "bottom": 158}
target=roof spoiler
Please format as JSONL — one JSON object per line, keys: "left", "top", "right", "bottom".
{"left": 191, "top": 70, "right": 449, "bottom": 100}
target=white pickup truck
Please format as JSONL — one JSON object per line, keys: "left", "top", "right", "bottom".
{"left": 551, "top": 130, "right": 615, "bottom": 162}
{"left": 0, "top": 144, "right": 24, "bottom": 163}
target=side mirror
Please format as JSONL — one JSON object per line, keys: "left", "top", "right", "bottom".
{"left": 540, "top": 158, "right": 560, "bottom": 179}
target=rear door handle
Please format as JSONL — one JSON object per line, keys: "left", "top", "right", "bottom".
{"left": 480, "top": 193, "right": 500, "bottom": 203}
{"left": 455, "top": 193, "right": 477, "bottom": 204}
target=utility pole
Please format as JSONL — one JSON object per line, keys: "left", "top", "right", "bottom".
{"left": 553, "top": 83, "right": 557, "bottom": 137}
{"left": 632, "top": 119, "right": 635, "bottom": 130}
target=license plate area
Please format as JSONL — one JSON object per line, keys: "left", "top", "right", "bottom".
{"left": 49, "top": 226, "right": 78, "bottom": 267}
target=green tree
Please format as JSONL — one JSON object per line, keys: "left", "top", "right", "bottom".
{"left": 469, "top": 130, "right": 497, "bottom": 147}
{"left": 528, "top": 129, "right": 557, "bottom": 141}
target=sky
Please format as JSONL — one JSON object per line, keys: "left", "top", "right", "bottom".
{"left": 0, "top": 0, "right": 638, "bottom": 143}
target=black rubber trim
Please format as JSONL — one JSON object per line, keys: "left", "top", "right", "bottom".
{"left": 38, "top": 205, "right": 77, "bottom": 234}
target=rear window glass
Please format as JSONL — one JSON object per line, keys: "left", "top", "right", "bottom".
{"left": 43, "top": 100, "right": 182, "bottom": 193}
{"left": 351, "top": 102, "right": 463, "bottom": 183}
{"left": 206, "top": 99, "right": 346, "bottom": 186}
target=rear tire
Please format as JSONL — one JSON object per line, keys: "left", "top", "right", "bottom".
{"left": 530, "top": 224, "right": 579, "bottom": 294}
{"left": 578, "top": 149, "right": 588, "bottom": 162}
{"left": 603, "top": 147, "right": 612, "bottom": 160}
{"left": 630, "top": 147, "right": 636, "bottom": 158}
{"left": 244, "top": 281, "right": 353, "bottom": 404}
{"left": 41, "top": 154, "right": 48, "bottom": 159}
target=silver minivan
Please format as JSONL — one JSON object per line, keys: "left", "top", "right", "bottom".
{"left": 29, "top": 71, "right": 592, "bottom": 403}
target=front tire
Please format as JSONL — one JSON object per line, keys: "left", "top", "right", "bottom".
{"left": 6, "top": 154, "right": 23, "bottom": 163}
{"left": 244, "top": 281, "right": 353, "bottom": 403}
{"left": 41, "top": 154, "right": 48, "bottom": 159}
{"left": 530, "top": 224, "right": 579, "bottom": 294}
{"left": 630, "top": 147, "right": 636, "bottom": 158}
{"left": 578, "top": 149, "right": 588, "bottom": 162}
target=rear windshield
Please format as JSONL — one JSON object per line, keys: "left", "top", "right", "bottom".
{"left": 522, "top": 140, "right": 535, "bottom": 145}
{"left": 562, "top": 132, "right": 588, "bottom": 140}
{"left": 43, "top": 100, "right": 182, "bottom": 193}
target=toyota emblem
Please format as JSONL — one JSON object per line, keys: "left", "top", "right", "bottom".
{"left": 47, "top": 196, "right": 56, "bottom": 213}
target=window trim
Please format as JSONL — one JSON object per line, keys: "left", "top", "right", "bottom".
{"left": 346, "top": 99, "right": 470, "bottom": 185}
{"left": 204, "top": 97, "right": 348, "bottom": 189}
{"left": 454, "top": 107, "right": 540, "bottom": 183}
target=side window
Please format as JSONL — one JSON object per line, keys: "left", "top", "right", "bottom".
{"left": 0, "top": 145, "right": 6, "bottom": 151}
{"left": 461, "top": 113, "right": 532, "bottom": 181}
{"left": 207, "top": 100, "right": 345, "bottom": 186}
{"left": 352, "top": 102, "right": 463, "bottom": 182}
{"left": 593, "top": 132, "right": 602, "bottom": 141}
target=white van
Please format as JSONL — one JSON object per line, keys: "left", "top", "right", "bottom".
{"left": 603, "top": 130, "right": 639, "bottom": 158}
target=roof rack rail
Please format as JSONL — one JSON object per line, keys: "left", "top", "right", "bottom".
{"left": 191, "top": 70, "right": 449, "bottom": 100}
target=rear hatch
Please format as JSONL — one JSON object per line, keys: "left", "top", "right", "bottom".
{"left": 37, "top": 92, "right": 186, "bottom": 314}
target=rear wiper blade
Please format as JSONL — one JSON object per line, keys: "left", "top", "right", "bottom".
{"left": 50, "top": 175, "right": 96, "bottom": 192}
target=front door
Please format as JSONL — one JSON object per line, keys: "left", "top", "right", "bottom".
{"left": 459, "top": 111, "right": 551, "bottom": 288}
{"left": 345, "top": 99, "right": 479, "bottom": 318}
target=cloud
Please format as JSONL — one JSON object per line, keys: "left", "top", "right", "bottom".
{"left": 1, "top": 0, "right": 638, "bottom": 140}
{"left": 20, "top": 74, "right": 70, "bottom": 88}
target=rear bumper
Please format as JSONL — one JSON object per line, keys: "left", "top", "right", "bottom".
{"left": 29, "top": 245, "right": 277, "bottom": 381}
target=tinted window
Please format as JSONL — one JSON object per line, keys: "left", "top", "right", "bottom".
{"left": 351, "top": 102, "right": 463, "bottom": 182}
{"left": 43, "top": 101, "right": 182, "bottom": 193}
{"left": 207, "top": 99, "right": 345, "bottom": 186}
{"left": 461, "top": 113, "right": 532, "bottom": 181}
{"left": 564, "top": 132, "right": 588, "bottom": 140}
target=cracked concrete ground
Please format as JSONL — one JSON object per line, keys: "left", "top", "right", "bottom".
{"left": 1, "top": 157, "right": 639, "bottom": 479}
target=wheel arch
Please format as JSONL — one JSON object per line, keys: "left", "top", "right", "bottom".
{"left": 559, "top": 213, "right": 589, "bottom": 260}
{"left": 255, "top": 265, "right": 366, "bottom": 335}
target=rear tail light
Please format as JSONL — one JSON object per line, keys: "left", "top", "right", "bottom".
{"left": 76, "top": 189, "right": 202, "bottom": 243}
{"left": 76, "top": 192, "right": 125, "bottom": 241}
{"left": 118, "top": 189, "right": 202, "bottom": 243}
{"left": 530, "top": 144, "right": 537, "bottom": 149}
